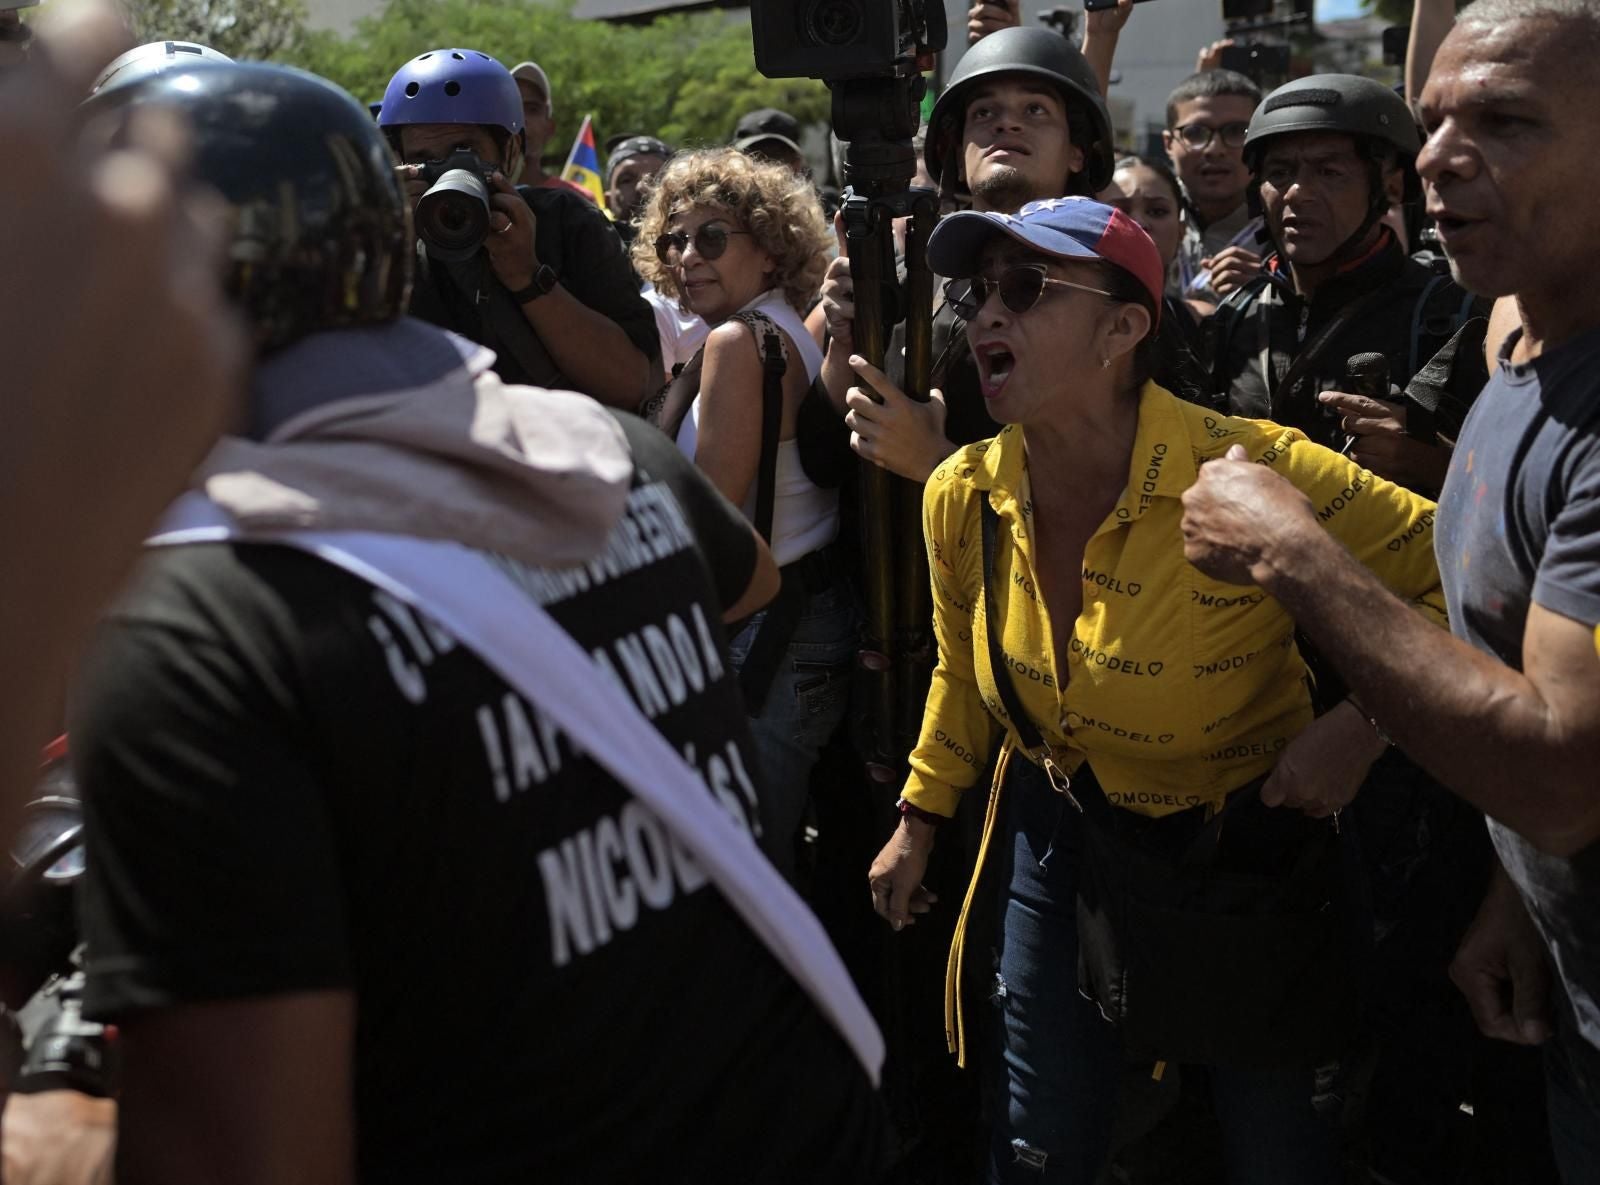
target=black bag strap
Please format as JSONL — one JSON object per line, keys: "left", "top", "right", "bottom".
{"left": 731, "top": 310, "right": 788, "bottom": 543}
{"left": 1207, "top": 275, "right": 1272, "bottom": 399}
{"left": 980, "top": 501, "right": 1318, "bottom": 865}
{"left": 726, "top": 309, "right": 797, "bottom": 713}
{"left": 1266, "top": 284, "right": 1393, "bottom": 417}
{"left": 1403, "top": 315, "right": 1488, "bottom": 444}
{"left": 979, "top": 499, "right": 1075, "bottom": 799}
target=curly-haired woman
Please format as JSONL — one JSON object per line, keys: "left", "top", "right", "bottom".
{"left": 633, "top": 148, "right": 850, "bottom": 878}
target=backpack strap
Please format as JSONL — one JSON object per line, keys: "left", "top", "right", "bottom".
{"left": 1408, "top": 272, "right": 1481, "bottom": 378}
{"left": 730, "top": 310, "right": 787, "bottom": 543}
{"left": 1208, "top": 275, "right": 1271, "bottom": 400}
{"left": 1409, "top": 273, "right": 1453, "bottom": 380}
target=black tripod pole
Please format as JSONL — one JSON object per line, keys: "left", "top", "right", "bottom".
{"left": 833, "top": 74, "right": 933, "bottom": 783}
{"left": 892, "top": 190, "right": 940, "bottom": 760}
{"left": 843, "top": 189, "right": 900, "bottom": 781}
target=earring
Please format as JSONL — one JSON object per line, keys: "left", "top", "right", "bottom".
{"left": 1099, "top": 356, "right": 1111, "bottom": 369}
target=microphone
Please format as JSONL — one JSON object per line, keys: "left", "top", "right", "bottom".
{"left": 1339, "top": 353, "right": 1389, "bottom": 456}
{"left": 1345, "top": 352, "right": 1390, "bottom": 400}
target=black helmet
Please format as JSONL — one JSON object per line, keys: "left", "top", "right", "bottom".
{"left": 926, "top": 27, "right": 1115, "bottom": 197}
{"left": 1244, "top": 73, "right": 1421, "bottom": 199}
{"left": 81, "top": 62, "right": 412, "bottom": 353}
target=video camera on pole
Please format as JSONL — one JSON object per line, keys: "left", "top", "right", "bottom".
{"left": 1218, "top": 0, "right": 1308, "bottom": 88}
{"left": 749, "top": 1, "right": 946, "bottom": 780}
{"left": 751, "top": 0, "right": 941, "bottom": 83}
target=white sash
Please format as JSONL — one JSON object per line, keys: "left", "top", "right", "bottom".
{"left": 151, "top": 494, "right": 884, "bottom": 1084}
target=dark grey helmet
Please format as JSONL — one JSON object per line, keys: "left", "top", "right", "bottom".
{"left": 1244, "top": 73, "right": 1421, "bottom": 178}
{"left": 926, "top": 27, "right": 1114, "bottom": 196}
{"left": 1244, "top": 74, "right": 1423, "bottom": 262}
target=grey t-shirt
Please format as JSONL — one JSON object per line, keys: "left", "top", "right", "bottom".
{"left": 1435, "top": 327, "right": 1600, "bottom": 1082}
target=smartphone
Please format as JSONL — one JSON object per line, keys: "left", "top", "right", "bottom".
{"left": 1083, "top": 0, "right": 1162, "bottom": 11}
{"left": 1382, "top": 25, "right": 1409, "bottom": 67}
{"left": 1220, "top": 42, "right": 1292, "bottom": 77}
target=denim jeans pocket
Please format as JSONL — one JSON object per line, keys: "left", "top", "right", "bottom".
{"left": 793, "top": 655, "right": 850, "bottom": 717}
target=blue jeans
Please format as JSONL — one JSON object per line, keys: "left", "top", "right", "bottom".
{"left": 1547, "top": 1028, "right": 1600, "bottom": 1185}
{"left": 982, "top": 759, "right": 1344, "bottom": 1184}
{"left": 726, "top": 580, "right": 855, "bottom": 878}
{"left": 983, "top": 758, "right": 1122, "bottom": 1184}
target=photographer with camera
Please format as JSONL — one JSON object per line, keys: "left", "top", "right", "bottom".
{"left": 819, "top": 26, "right": 1116, "bottom": 483}
{"left": 381, "top": 50, "right": 661, "bottom": 411}
{"left": 63, "top": 58, "right": 889, "bottom": 1185}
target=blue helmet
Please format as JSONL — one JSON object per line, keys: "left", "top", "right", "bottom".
{"left": 377, "top": 49, "right": 524, "bottom": 137}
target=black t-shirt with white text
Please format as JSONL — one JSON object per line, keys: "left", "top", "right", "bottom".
{"left": 74, "top": 418, "right": 885, "bottom": 1183}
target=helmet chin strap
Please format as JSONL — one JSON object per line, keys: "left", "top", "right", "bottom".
{"left": 1322, "top": 154, "right": 1392, "bottom": 268}
{"left": 1259, "top": 152, "right": 1392, "bottom": 280}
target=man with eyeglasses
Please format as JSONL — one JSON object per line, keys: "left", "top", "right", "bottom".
{"left": 379, "top": 50, "right": 660, "bottom": 410}
{"left": 1163, "top": 69, "right": 1264, "bottom": 304}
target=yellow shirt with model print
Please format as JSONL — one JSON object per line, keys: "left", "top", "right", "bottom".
{"left": 901, "top": 381, "right": 1447, "bottom": 820}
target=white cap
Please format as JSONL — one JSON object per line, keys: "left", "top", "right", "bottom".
{"left": 509, "top": 61, "right": 553, "bottom": 118}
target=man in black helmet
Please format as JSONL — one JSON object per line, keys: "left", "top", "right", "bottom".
{"left": 1184, "top": 3, "right": 1600, "bottom": 1175}
{"left": 64, "top": 60, "right": 889, "bottom": 1185}
{"left": 1209, "top": 73, "right": 1485, "bottom": 498}
{"left": 818, "top": 25, "right": 1116, "bottom": 483}
{"left": 1206, "top": 74, "right": 1540, "bottom": 1185}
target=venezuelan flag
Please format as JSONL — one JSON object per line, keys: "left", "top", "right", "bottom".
{"left": 561, "top": 115, "right": 610, "bottom": 214}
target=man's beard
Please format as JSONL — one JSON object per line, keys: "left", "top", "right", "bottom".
{"left": 970, "top": 164, "right": 1035, "bottom": 214}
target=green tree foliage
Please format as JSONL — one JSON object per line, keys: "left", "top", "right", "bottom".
{"left": 119, "top": 0, "right": 311, "bottom": 60}
{"left": 290, "top": 0, "right": 830, "bottom": 155}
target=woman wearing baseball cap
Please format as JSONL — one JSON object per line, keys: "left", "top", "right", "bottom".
{"left": 866, "top": 197, "right": 1448, "bottom": 1184}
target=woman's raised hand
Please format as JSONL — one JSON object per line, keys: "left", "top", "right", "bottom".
{"left": 844, "top": 356, "right": 953, "bottom": 483}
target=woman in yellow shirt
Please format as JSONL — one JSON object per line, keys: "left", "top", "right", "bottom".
{"left": 866, "top": 198, "right": 1445, "bottom": 1185}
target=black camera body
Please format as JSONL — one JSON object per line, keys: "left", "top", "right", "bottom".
{"left": 750, "top": 0, "right": 944, "bottom": 82}
{"left": 415, "top": 148, "right": 498, "bottom": 264}
{"left": 1219, "top": 41, "right": 1292, "bottom": 85}
{"left": 1, "top": 750, "right": 118, "bottom": 1099}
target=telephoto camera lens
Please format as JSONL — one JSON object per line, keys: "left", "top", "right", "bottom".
{"left": 416, "top": 168, "right": 493, "bottom": 262}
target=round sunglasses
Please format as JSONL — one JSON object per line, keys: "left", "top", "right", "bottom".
{"left": 944, "top": 264, "right": 1114, "bottom": 320}
{"left": 654, "top": 222, "right": 752, "bottom": 266}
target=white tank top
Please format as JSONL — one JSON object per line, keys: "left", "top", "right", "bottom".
{"left": 676, "top": 291, "right": 838, "bottom": 568}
